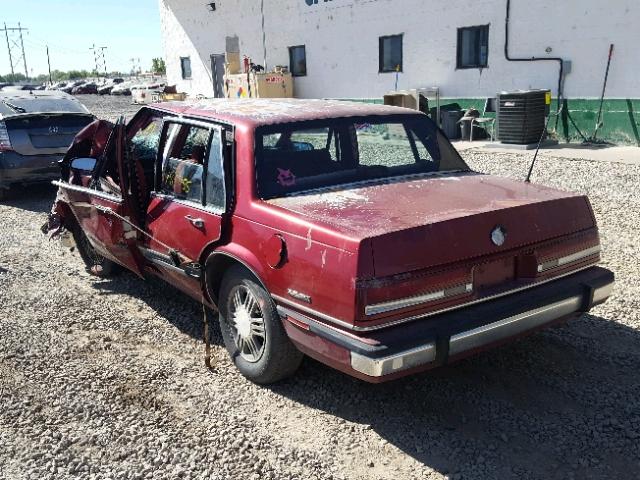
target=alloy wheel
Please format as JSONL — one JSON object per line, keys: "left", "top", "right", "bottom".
{"left": 228, "top": 285, "right": 267, "bottom": 363}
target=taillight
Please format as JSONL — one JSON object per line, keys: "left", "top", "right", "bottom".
{"left": 0, "top": 121, "right": 13, "bottom": 152}
{"left": 536, "top": 231, "right": 601, "bottom": 275}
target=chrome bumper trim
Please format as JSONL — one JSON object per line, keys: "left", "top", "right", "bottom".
{"left": 449, "top": 296, "right": 583, "bottom": 356}
{"left": 350, "top": 343, "right": 436, "bottom": 377}
{"left": 593, "top": 282, "right": 614, "bottom": 304}
{"left": 538, "top": 245, "right": 601, "bottom": 272}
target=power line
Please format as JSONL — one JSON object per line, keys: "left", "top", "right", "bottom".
{"left": 1, "top": 23, "right": 29, "bottom": 78}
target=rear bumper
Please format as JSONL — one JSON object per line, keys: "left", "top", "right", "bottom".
{"left": 279, "top": 266, "right": 615, "bottom": 382}
{"left": 0, "top": 151, "right": 61, "bottom": 189}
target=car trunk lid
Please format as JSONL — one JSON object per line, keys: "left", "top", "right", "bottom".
{"left": 268, "top": 172, "right": 596, "bottom": 277}
{"left": 4, "top": 113, "right": 94, "bottom": 155}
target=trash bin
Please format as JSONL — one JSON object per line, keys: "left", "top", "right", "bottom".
{"left": 441, "top": 110, "right": 464, "bottom": 140}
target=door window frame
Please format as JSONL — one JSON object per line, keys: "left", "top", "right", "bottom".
{"left": 154, "top": 117, "right": 229, "bottom": 215}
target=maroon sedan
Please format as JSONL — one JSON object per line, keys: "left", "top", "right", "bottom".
{"left": 46, "top": 99, "right": 614, "bottom": 384}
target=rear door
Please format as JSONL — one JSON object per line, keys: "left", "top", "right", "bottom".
{"left": 143, "top": 119, "right": 229, "bottom": 291}
{"left": 56, "top": 120, "right": 145, "bottom": 277}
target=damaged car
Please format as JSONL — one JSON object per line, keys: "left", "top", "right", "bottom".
{"left": 0, "top": 90, "right": 94, "bottom": 200}
{"left": 45, "top": 99, "right": 614, "bottom": 384}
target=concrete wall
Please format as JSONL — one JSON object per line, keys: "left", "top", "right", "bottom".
{"left": 159, "top": 0, "right": 639, "bottom": 101}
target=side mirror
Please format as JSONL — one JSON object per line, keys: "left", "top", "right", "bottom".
{"left": 70, "top": 157, "right": 97, "bottom": 172}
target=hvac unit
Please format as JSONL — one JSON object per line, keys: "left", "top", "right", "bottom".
{"left": 497, "top": 89, "right": 551, "bottom": 144}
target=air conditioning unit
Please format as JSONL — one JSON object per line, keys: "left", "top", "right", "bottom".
{"left": 497, "top": 89, "right": 551, "bottom": 144}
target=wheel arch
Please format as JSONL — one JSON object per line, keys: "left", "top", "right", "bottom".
{"left": 203, "top": 247, "right": 269, "bottom": 305}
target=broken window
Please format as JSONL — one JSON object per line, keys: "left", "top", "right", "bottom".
{"left": 457, "top": 25, "right": 489, "bottom": 69}
{"left": 161, "top": 124, "right": 209, "bottom": 203}
{"left": 180, "top": 57, "right": 192, "bottom": 79}
{"left": 379, "top": 34, "right": 403, "bottom": 73}
{"left": 288, "top": 45, "right": 307, "bottom": 77}
{"left": 130, "top": 112, "right": 164, "bottom": 164}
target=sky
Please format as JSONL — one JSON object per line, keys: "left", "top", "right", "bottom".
{"left": 0, "top": 0, "right": 163, "bottom": 77}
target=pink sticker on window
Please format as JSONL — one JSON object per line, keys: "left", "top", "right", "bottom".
{"left": 277, "top": 168, "right": 296, "bottom": 187}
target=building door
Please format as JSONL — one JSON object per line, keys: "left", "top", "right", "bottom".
{"left": 211, "top": 54, "right": 226, "bottom": 98}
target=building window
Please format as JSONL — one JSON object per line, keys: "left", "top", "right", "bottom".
{"left": 180, "top": 57, "right": 192, "bottom": 79}
{"left": 457, "top": 25, "right": 489, "bottom": 69}
{"left": 289, "top": 45, "right": 307, "bottom": 77}
{"left": 379, "top": 34, "right": 403, "bottom": 73}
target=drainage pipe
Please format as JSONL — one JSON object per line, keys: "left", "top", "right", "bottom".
{"left": 504, "top": 0, "right": 564, "bottom": 115}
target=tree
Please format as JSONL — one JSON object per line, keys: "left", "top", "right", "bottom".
{"left": 0, "top": 72, "right": 26, "bottom": 83}
{"left": 151, "top": 58, "right": 166, "bottom": 75}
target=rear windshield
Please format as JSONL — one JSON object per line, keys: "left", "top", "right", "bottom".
{"left": 255, "top": 114, "right": 470, "bottom": 199}
{"left": 0, "top": 97, "right": 88, "bottom": 116}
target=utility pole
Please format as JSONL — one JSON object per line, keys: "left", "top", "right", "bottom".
{"left": 46, "top": 45, "right": 52, "bottom": 85}
{"left": 1, "top": 23, "right": 29, "bottom": 79}
{"left": 260, "top": 0, "right": 267, "bottom": 70}
{"left": 90, "top": 44, "right": 108, "bottom": 79}
{"left": 130, "top": 57, "right": 141, "bottom": 79}
{"left": 19, "top": 23, "right": 28, "bottom": 79}
{"left": 101, "top": 47, "right": 108, "bottom": 77}
{"left": 3, "top": 23, "right": 14, "bottom": 76}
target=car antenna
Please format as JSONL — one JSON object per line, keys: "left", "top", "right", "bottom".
{"left": 525, "top": 103, "right": 563, "bottom": 183}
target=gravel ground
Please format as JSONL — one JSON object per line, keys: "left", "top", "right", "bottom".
{"left": 0, "top": 95, "right": 638, "bottom": 480}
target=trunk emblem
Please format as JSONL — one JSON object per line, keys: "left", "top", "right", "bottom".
{"left": 49, "top": 126, "right": 59, "bottom": 134}
{"left": 491, "top": 226, "right": 507, "bottom": 246}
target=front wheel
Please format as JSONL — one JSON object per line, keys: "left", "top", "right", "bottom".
{"left": 218, "top": 266, "right": 303, "bottom": 384}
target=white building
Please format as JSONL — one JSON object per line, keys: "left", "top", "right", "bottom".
{"left": 158, "top": 0, "right": 640, "bottom": 143}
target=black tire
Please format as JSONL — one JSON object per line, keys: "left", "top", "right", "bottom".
{"left": 218, "top": 265, "right": 303, "bottom": 384}
{"left": 0, "top": 187, "right": 9, "bottom": 201}
{"left": 72, "top": 225, "right": 120, "bottom": 277}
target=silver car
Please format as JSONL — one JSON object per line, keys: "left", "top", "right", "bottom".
{"left": 0, "top": 91, "right": 94, "bottom": 199}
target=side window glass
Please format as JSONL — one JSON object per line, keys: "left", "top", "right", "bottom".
{"left": 205, "top": 129, "right": 226, "bottom": 210}
{"left": 130, "top": 114, "right": 163, "bottom": 162}
{"left": 161, "top": 125, "right": 210, "bottom": 203}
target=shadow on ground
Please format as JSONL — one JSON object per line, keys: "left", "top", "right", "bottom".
{"left": 0, "top": 184, "right": 57, "bottom": 214}
{"left": 78, "top": 269, "right": 640, "bottom": 479}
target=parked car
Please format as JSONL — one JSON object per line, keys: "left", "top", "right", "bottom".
{"left": 97, "top": 84, "right": 114, "bottom": 95}
{"left": 98, "top": 78, "right": 128, "bottom": 95}
{"left": 61, "top": 81, "right": 85, "bottom": 94}
{"left": 1, "top": 84, "right": 39, "bottom": 91}
{"left": 45, "top": 99, "right": 614, "bottom": 384}
{"left": 110, "top": 82, "right": 132, "bottom": 96}
{"left": 72, "top": 83, "right": 98, "bottom": 95}
{"left": 0, "top": 90, "right": 94, "bottom": 199}
{"left": 46, "top": 82, "right": 67, "bottom": 91}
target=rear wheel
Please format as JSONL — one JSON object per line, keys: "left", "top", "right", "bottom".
{"left": 218, "top": 265, "right": 303, "bottom": 384}
{"left": 72, "top": 225, "right": 119, "bottom": 277}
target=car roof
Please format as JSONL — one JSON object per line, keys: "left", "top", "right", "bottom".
{"left": 153, "top": 98, "right": 422, "bottom": 128}
{"left": 0, "top": 90, "right": 77, "bottom": 100}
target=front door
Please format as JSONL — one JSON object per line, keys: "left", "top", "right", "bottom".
{"left": 211, "top": 54, "right": 226, "bottom": 98}
{"left": 143, "top": 119, "right": 229, "bottom": 296}
{"left": 58, "top": 121, "right": 144, "bottom": 277}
